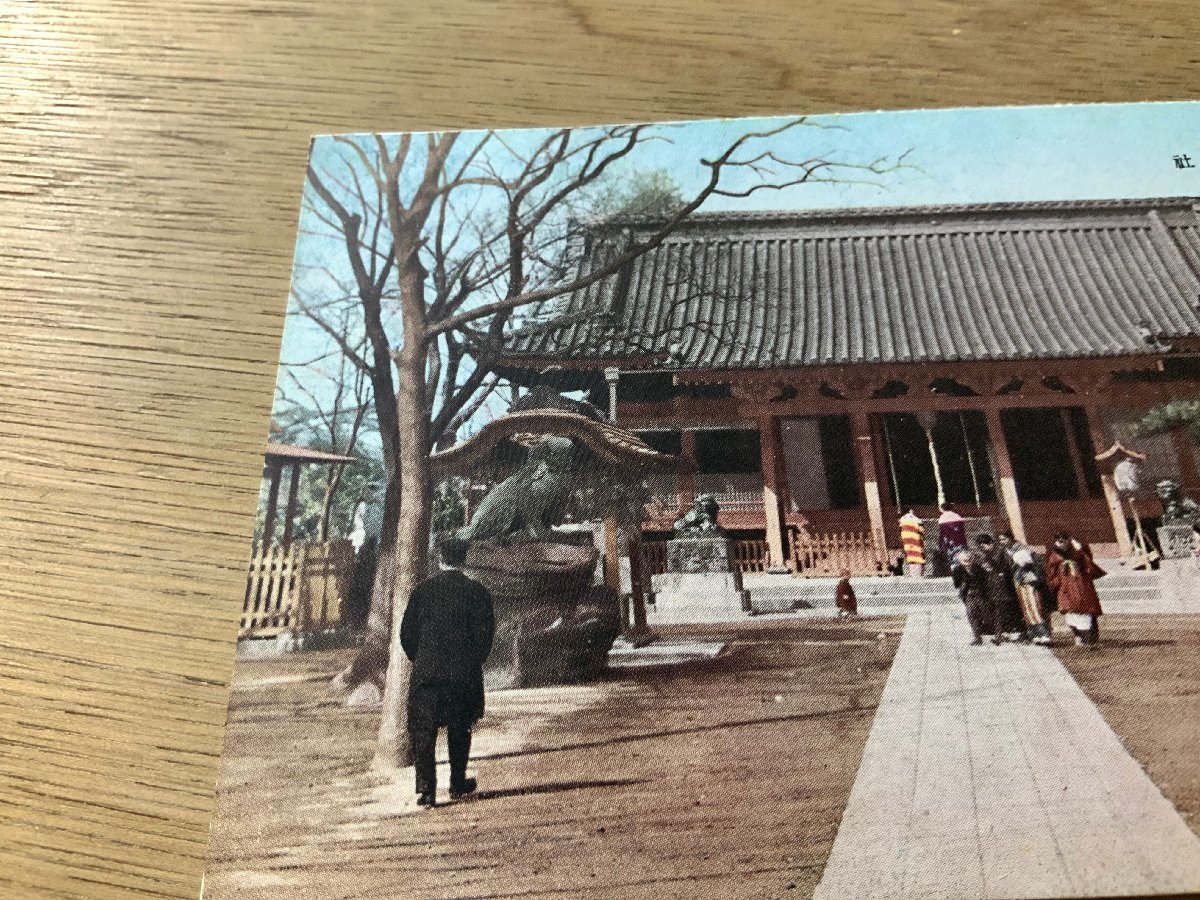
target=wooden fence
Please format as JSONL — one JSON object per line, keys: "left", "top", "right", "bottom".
{"left": 733, "top": 538, "right": 769, "bottom": 573}
{"left": 242, "top": 540, "right": 355, "bottom": 637}
{"left": 641, "top": 541, "right": 668, "bottom": 579}
{"left": 790, "top": 530, "right": 881, "bottom": 578}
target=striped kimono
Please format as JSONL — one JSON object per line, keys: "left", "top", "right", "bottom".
{"left": 1005, "top": 541, "right": 1052, "bottom": 645}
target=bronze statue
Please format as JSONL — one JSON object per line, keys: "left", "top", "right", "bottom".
{"left": 1156, "top": 478, "right": 1200, "bottom": 526}
{"left": 455, "top": 435, "right": 577, "bottom": 544}
{"left": 674, "top": 493, "right": 723, "bottom": 533}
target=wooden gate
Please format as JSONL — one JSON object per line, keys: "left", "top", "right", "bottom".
{"left": 242, "top": 540, "right": 355, "bottom": 637}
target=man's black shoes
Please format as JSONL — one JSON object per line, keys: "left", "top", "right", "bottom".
{"left": 416, "top": 792, "right": 437, "bottom": 808}
{"left": 450, "top": 778, "right": 477, "bottom": 800}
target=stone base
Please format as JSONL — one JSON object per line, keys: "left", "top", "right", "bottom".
{"left": 649, "top": 572, "right": 751, "bottom": 616}
{"left": 1157, "top": 524, "right": 1195, "bottom": 560}
{"left": 465, "top": 540, "right": 621, "bottom": 690}
{"left": 666, "top": 534, "right": 739, "bottom": 575}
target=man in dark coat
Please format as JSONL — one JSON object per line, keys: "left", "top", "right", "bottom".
{"left": 401, "top": 537, "right": 495, "bottom": 808}
{"left": 975, "top": 534, "right": 1026, "bottom": 641}
{"left": 953, "top": 536, "right": 1022, "bottom": 645}
{"left": 953, "top": 548, "right": 990, "bottom": 644}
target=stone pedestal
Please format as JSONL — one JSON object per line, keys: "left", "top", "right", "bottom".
{"left": 650, "top": 572, "right": 750, "bottom": 614}
{"left": 1160, "top": 556, "right": 1200, "bottom": 606}
{"left": 464, "top": 540, "right": 621, "bottom": 690}
{"left": 1156, "top": 525, "right": 1195, "bottom": 560}
{"left": 666, "top": 533, "right": 738, "bottom": 573}
{"left": 650, "top": 534, "right": 750, "bottom": 616}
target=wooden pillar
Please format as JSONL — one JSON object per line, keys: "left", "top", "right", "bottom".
{"left": 758, "top": 414, "right": 789, "bottom": 571}
{"left": 1060, "top": 408, "right": 1092, "bottom": 500}
{"left": 1170, "top": 426, "right": 1200, "bottom": 495}
{"left": 281, "top": 461, "right": 303, "bottom": 549}
{"left": 623, "top": 533, "right": 654, "bottom": 645}
{"left": 983, "top": 408, "right": 1028, "bottom": 544}
{"left": 628, "top": 535, "right": 648, "bottom": 630}
{"left": 850, "top": 411, "right": 888, "bottom": 563}
{"left": 262, "top": 459, "right": 283, "bottom": 547}
{"left": 603, "top": 516, "right": 621, "bottom": 593}
{"left": 1084, "top": 407, "right": 1134, "bottom": 557}
{"left": 679, "top": 430, "right": 697, "bottom": 512}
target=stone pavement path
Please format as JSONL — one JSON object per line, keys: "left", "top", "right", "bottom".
{"left": 814, "top": 608, "right": 1200, "bottom": 900}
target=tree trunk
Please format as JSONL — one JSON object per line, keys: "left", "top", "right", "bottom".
{"left": 327, "top": 471, "right": 398, "bottom": 702}
{"left": 365, "top": 474, "right": 400, "bottom": 639}
{"left": 330, "top": 278, "right": 402, "bottom": 701}
{"left": 373, "top": 335, "right": 432, "bottom": 772}
{"left": 317, "top": 468, "right": 337, "bottom": 542}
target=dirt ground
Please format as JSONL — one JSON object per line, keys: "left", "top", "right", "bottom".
{"left": 1054, "top": 613, "right": 1200, "bottom": 839}
{"left": 202, "top": 617, "right": 902, "bottom": 900}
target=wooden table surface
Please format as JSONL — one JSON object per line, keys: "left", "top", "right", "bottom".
{"left": 1, "top": 2, "right": 1196, "bottom": 897}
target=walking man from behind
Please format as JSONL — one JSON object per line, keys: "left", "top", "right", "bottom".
{"left": 401, "top": 536, "right": 495, "bottom": 808}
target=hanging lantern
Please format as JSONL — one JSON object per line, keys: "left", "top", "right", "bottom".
{"left": 1113, "top": 457, "right": 1142, "bottom": 496}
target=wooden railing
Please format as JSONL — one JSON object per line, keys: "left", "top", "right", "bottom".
{"left": 694, "top": 473, "right": 765, "bottom": 512}
{"left": 733, "top": 538, "right": 769, "bottom": 573}
{"left": 641, "top": 541, "right": 668, "bottom": 579}
{"left": 790, "top": 530, "right": 882, "bottom": 578}
{"left": 242, "top": 540, "right": 355, "bottom": 637}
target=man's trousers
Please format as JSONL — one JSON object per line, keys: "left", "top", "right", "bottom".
{"left": 408, "top": 681, "right": 475, "bottom": 796}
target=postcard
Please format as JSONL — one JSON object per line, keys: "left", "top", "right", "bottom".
{"left": 202, "top": 102, "right": 1200, "bottom": 899}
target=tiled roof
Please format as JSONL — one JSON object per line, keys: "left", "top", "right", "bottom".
{"left": 503, "top": 198, "right": 1200, "bottom": 370}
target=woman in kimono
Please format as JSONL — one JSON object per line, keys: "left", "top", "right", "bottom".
{"left": 997, "top": 531, "right": 1053, "bottom": 645}
{"left": 1044, "top": 530, "right": 1106, "bottom": 646}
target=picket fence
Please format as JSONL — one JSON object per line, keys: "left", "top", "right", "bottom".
{"left": 242, "top": 540, "right": 355, "bottom": 637}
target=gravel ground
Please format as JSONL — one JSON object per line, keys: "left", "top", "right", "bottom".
{"left": 1053, "top": 612, "right": 1200, "bottom": 841}
{"left": 203, "top": 616, "right": 903, "bottom": 900}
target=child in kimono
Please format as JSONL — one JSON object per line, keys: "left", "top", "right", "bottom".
{"left": 835, "top": 569, "right": 858, "bottom": 617}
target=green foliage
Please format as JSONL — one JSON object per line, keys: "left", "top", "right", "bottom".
{"left": 589, "top": 169, "right": 685, "bottom": 219}
{"left": 431, "top": 479, "right": 467, "bottom": 534}
{"left": 563, "top": 455, "right": 654, "bottom": 533}
{"left": 1132, "top": 399, "right": 1200, "bottom": 444}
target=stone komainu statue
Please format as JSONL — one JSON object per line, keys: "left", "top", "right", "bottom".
{"left": 1156, "top": 478, "right": 1200, "bottom": 526}
{"left": 455, "top": 435, "right": 578, "bottom": 544}
{"left": 674, "top": 493, "right": 723, "bottom": 533}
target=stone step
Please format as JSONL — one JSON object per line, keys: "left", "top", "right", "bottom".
{"left": 746, "top": 575, "right": 1162, "bottom": 615}
{"left": 745, "top": 576, "right": 958, "bottom": 606}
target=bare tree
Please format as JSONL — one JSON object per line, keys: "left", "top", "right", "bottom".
{"left": 297, "top": 116, "right": 902, "bottom": 772}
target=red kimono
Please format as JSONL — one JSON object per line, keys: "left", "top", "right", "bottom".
{"left": 1044, "top": 541, "right": 1106, "bottom": 616}
{"left": 836, "top": 577, "right": 858, "bottom": 614}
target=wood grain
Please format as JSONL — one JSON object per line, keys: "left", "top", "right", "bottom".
{"left": 0, "top": 2, "right": 1197, "bottom": 897}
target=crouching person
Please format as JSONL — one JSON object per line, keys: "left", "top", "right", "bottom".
{"left": 401, "top": 537, "right": 496, "bottom": 807}
{"left": 835, "top": 568, "right": 858, "bottom": 617}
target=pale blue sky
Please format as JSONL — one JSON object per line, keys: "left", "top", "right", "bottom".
{"left": 277, "top": 101, "right": 1200, "bottom": 441}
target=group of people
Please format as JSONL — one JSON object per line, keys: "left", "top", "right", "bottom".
{"left": 950, "top": 528, "right": 1107, "bottom": 648}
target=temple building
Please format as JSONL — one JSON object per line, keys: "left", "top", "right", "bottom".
{"left": 498, "top": 197, "right": 1200, "bottom": 571}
